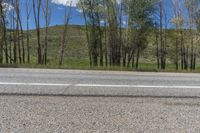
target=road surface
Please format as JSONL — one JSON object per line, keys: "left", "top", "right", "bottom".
{"left": 1, "top": 68, "right": 200, "bottom": 132}
{"left": 0, "top": 68, "right": 200, "bottom": 97}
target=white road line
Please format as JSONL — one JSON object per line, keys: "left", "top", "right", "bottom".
{"left": 0, "top": 82, "right": 71, "bottom": 86}
{"left": 0, "top": 82, "right": 200, "bottom": 89}
{"left": 75, "top": 84, "right": 200, "bottom": 89}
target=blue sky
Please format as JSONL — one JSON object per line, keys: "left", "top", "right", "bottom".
{"left": 18, "top": 2, "right": 84, "bottom": 29}
{"left": 9, "top": 0, "right": 175, "bottom": 29}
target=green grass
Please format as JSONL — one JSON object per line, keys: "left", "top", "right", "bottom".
{"left": 3, "top": 25, "right": 200, "bottom": 73}
{"left": 2, "top": 60, "right": 200, "bottom": 73}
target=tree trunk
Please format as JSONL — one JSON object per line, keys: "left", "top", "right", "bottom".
{"left": 33, "top": 0, "right": 42, "bottom": 64}
{"left": 59, "top": 3, "right": 71, "bottom": 66}
{"left": 156, "top": 32, "right": 160, "bottom": 69}
{"left": 136, "top": 48, "right": 140, "bottom": 69}
{"left": 175, "top": 38, "right": 178, "bottom": 70}
{"left": 26, "top": 18, "right": 30, "bottom": 64}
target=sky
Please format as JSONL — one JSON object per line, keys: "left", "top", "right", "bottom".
{"left": 7, "top": 0, "right": 174, "bottom": 29}
{"left": 17, "top": 0, "right": 84, "bottom": 29}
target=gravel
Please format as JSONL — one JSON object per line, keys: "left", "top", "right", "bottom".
{"left": 0, "top": 96, "right": 200, "bottom": 133}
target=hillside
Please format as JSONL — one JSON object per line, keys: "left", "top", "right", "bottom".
{"left": 26, "top": 25, "right": 90, "bottom": 68}
{"left": 27, "top": 25, "right": 158, "bottom": 69}
{"left": 5, "top": 25, "right": 199, "bottom": 71}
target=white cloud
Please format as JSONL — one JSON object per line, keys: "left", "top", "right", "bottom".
{"left": 57, "top": 7, "right": 63, "bottom": 10}
{"left": 76, "top": 9, "right": 83, "bottom": 13}
{"left": 123, "top": 21, "right": 127, "bottom": 25}
{"left": 3, "top": 2, "right": 14, "bottom": 12}
{"left": 51, "top": 0, "right": 79, "bottom": 7}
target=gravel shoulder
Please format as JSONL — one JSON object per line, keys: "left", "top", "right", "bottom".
{"left": 1, "top": 96, "right": 200, "bottom": 133}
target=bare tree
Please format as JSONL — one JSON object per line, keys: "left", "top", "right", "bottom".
{"left": 9, "top": 9, "right": 13, "bottom": 64}
{"left": 156, "top": 0, "right": 168, "bottom": 70}
{"left": 78, "top": 0, "right": 105, "bottom": 67}
{"left": 172, "top": 0, "right": 183, "bottom": 70}
{"left": 15, "top": 0, "right": 25, "bottom": 64}
{"left": 26, "top": 0, "right": 32, "bottom": 64}
{"left": 33, "top": 0, "right": 42, "bottom": 64}
{"left": 58, "top": 2, "right": 72, "bottom": 66}
{"left": 10, "top": 0, "right": 17, "bottom": 64}
{"left": 107, "top": 0, "right": 120, "bottom": 66}
{"left": 0, "top": 0, "right": 4, "bottom": 64}
{"left": 0, "top": 0, "right": 9, "bottom": 64}
{"left": 185, "top": 0, "right": 198, "bottom": 70}
{"left": 42, "top": 0, "right": 51, "bottom": 65}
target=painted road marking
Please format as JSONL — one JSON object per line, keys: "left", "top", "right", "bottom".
{"left": 0, "top": 82, "right": 71, "bottom": 86}
{"left": 75, "top": 84, "right": 200, "bottom": 89}
{"left": 0, "top": 82, "right": 200, "bottom": 89}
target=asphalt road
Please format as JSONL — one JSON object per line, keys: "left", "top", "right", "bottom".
{"left": 0, "top": 68, "right": 200, "bottom": 97}
{"left": 1, "top": 68, "right": 200, "bottom": 132}
{"left": 1, "top": 96, "right": 200, "bottom": 133}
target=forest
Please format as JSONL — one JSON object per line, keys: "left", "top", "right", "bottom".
{"left": 1, "top": 0, "right": 200, "bottom": 71}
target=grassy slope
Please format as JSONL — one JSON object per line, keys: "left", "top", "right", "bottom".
{"left": 27, "top": 25, "right": 159, "bottom": 70}
{"left": 27, "top": 25, "right": 90, "bottom": 68}
{"left": 4, "top": 25, "right": 200, "bottom": 72}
